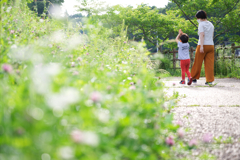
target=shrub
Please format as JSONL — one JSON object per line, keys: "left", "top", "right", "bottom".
{"left": 0, "top": 2, "right": 204, "bottom": 160}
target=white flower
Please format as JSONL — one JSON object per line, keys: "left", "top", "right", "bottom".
{"left": 11, "top": 44, "right": 17, "bottom": 49}
{"left": 28, "top": 107, "right": 44, "bottom": 120}
{"left": 95, "top": 109, "right": 110, "bottom": 123}
{"left": 41, "top": 153, "right": 51, "bottom": 160}
{"left": 40, "top": 19, "right": 44, "bottom": 23}
{"left": 127, "top": 77, "right": 132, "bottom": 80}
{"left": 81, "top": 131, "right": 99, "bottom": 146}
{"left": 6, "top": 7, "right": 12, "bottom": 13}
{"left": 59, "top": 147, "right": 74, "bottom": 159}
{"left": 122, "top": 61, "right": 127, "bottom": 64}
{"left": 46, "top": 87, "right": 80, "bottom": 110}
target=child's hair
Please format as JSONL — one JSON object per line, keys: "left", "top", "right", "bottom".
{"left": 195, "top": 10, "right": 207, "bottom": 19}
{"left": 180, "top": 33, "right": 189, "bottom": 43}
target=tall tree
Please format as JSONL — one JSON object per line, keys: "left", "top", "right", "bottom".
{"left": 95, "top": 4, "right": 196, "bottom": 51}
{"left": 27, "top": 0, "right": 64, "bottom": 16}
{"left": 171, "top": 0, "right": 240, "bottom": 44}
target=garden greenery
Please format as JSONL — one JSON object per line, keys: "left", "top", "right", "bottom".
{"left": 0, "top": 1, "right": 216, "bottom": 160}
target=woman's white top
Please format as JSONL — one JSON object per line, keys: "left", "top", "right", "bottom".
{"left": 198, "top": 21, "right": 214, "bottom": 45}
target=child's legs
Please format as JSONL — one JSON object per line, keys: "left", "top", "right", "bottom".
{"left": 180, "top": 60, "right": 186, "bottom": 80}
{"left": 185, "top": 59, "right": 191, "bottom": 79}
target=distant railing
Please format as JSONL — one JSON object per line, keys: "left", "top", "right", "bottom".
{"left": 162, "top": 44, "right": 240, "bottom": 70}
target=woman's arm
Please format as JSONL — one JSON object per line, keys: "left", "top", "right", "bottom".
{"left": 199, "top": 32, "right": 205, "bottom": 53}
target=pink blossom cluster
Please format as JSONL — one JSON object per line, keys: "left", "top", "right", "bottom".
{"left": 2, "top": 64, "right": 13, "bottom": 73}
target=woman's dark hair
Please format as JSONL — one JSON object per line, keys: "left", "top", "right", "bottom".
{"left": 195, "top": 10, "right": 207, "bottom": 19}
{"left": 180, "top": 34, "right": 189, "bottom": 43}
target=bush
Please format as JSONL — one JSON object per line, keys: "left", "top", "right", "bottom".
{"left": 0, "top": 2, "right": 201, "bottom": 160}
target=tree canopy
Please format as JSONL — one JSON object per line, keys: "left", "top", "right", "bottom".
{"left": 171, "top": 0, "right": 240, "bottom": 44}
{"left": 27, "top": 0, "right": 64, "bottom": 16}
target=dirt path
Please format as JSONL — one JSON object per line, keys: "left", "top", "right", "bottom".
{"left": 163, "top": 77, "right": 240, "bottom": 160}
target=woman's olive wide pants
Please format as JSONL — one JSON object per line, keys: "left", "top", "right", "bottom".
{"left": 191, "top": 45, "right": 215, "bottom": 82}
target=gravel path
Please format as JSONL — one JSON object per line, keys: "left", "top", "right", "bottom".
{"left": 163, "top": 77, "right": 240, "bottom": 160}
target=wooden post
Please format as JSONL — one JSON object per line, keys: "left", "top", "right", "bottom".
{"left": 231, "top": 43, "right": 236, "bottom": 69}
{"left": 223, "top": 44, "right": 225, "bottom": 61}
{"left": 231, "top": 43, "right": 235, "bottom": 55}
{"left": 190, "top": 47, "right": 194, "bottom": 68}
{"left": 173, "top": 48, "right": 176, "bottom": 70}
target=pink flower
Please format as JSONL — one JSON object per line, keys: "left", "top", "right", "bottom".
{"left": 32, "top": 31, "right": 34, "bottom": 33}
{"left": 77, "top": 57, "right": 82, "bottom": 61}
{"left": 129, "top": 85, "right": 136, "bottom": 90}
{"left": 10, "top": 30, "right": 14, "bottom": 34}
{"left": 90, "top": 91, "right": 102, "bottom": 103}
{"left": 173, "top": 83, "right": 176, "bottom": 86}
{"left": 176, "top": 120, "right": 183, "bottom": 126}
{"left": 71, "top": 130, "right": 83, "bottom": 143}
{"left": 86, "top": 53, "right": 89, "bottom": 55}
{"left": 188, "top": 139, "right": 198, "bottom": 147}
{"left": 165, "top": 136, "right": 175, "bottom": 146}
{"left": 129, "top": 82, "right": 134, "bottom": 85}
{"left": 177, "top": 128, "right": 185, "bottom": 138}
{"left": 202, "top": 133, "right": 213, "bottom": 143}
{"left": 2, "top": 64, "right": 13, "bottom": 73}
{"left": 73, "top": 71, "right": 79, "bottom": 75}
{"left": 124, "top": 41, "right": 127, "bottom": 43}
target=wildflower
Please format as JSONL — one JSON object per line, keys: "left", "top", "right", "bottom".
{"left": 127, "top": 77, "right": 132, "bottom": 80}
{"left": 59, "top": 147, "right": 74, "bottom": 159}
{"left": 124, "top": 41, "right": 127, "bottom": 43}
{"left": 70, "top": 130, "right": 99, "bottom": 146}
{"left": 2, "top": 64, "right": 13, "bottom": 73}
{"left": 165, "top": 136, "right": 175, "bottom": 146}
{"left": 90, "top": 91, "right": 102, "bottom": 103}
{"left": 71, "top": 130, "right": 83, "bottom": 143}
{"left": 6, "top": 7, "right": 12, "bottom": 13}
{"left": 10, "top": 30, "right": 15, "bottom": 34}
{"left": 96, "top": 109, "right": 110, "bottom": 123}
{"left": 177, "top": 128, "right": 185, "bottom": 138}
{"left": 188, "top": 139, "right": 198, "bottom": 147}
{"left": 71, "top": 62, "right": 75, "bottom": 67}
{"left": 77, "top": 57, "right": 82, "bottom": 61}
{"left": 130, "top": 82, "right": 134, "bottom": 85}
{"left": 129, "top": 85, "right": 136, "bottom": 90}
{"left": 173, "top": 83, "right": 176, "bottom": 86}
{"left": 73, "top": 71, "right": 79, "bottom": 75}
{"left": 175, "top": 120, "right": 183, "bottom": 126}
{"left": 202, "top": 133, "right": 213, "bottom": 143}
{"left": 11, "top": 44, "right": 17, "bottom": 49}
{"left": 32, "top": 31, "right": 34, "bottom": 33}
{"left": 48, "top": 44, "right": 53, "bottom": 48}
{"left": 86, "top": 53, "right": 89, "bottom": 55}
{"left": 40, "top": 19, "right": 44, "bottom": 23}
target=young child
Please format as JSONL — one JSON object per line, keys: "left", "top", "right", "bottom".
{"left": 175, "top": 29, "right": 192, "bottom": 85}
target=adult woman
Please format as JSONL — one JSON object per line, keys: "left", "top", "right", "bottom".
{"left": 189, "top": 10, "right": 214, "bottom": 85}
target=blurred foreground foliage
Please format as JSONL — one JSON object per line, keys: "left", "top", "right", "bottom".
{"left": 0, "top": 1, "right": 215, "bottom": 160}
